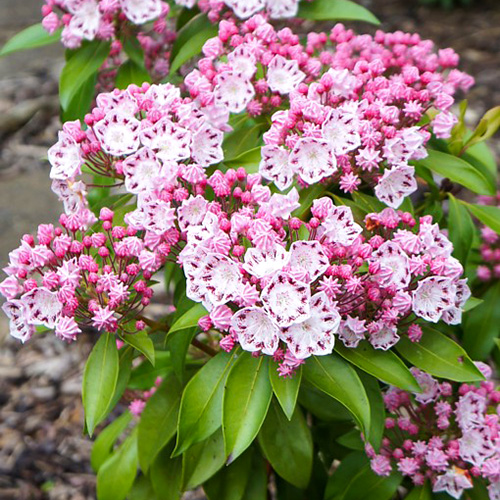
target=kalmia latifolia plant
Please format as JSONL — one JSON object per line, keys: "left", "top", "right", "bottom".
{"left": 1, "top": 0, "right": 500, "bottom": 499}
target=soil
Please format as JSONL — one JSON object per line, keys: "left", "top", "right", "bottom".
{"left": 0, "top": 0, "right": 498, "bottom": 498}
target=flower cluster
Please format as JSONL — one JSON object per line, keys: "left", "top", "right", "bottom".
{"left": 258, "top": 24, "right": 473, "bottom": 206}
{"left": 476, "top": 193, "right": 500, "bottom": 283}
{"left": 42, "top": 0, "right": 175, "bottom": 84}
{"left": 48, "top": 83, "right": 227, "bottom": 215}
{"left": 185, "top": 15, "right": 313, "bottom": 116}
{"left": 175, "top": 0, "right": 305, "bottom": 21}
{"left": 0, "top": 208, "right": 160, "bottom": 343}
{"left": 366, "top": 363, "right": 500, "bottom": 499}
{"left": 178, "top": 188, "right": 470, "bottom": 373}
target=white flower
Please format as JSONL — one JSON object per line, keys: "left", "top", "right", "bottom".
{"left": 243, "top": 245, "right": 290, "bottom": 279}
{"left": 66, "top": 0, "right": 101, "bottom": 40}
{"left": 374, "top": 164, "right": 417, "bottom": 208}
{"left": 139, "top": 117, "right": 192, "bottom": 163}
{"left": 21, "top": 287, "right": 62, "bottom": 328}
{"left": 259, "top": 145, "right": 294, "bottom": 191}
{"left": 371, "top": 241, "right": 411, "bottom": 288}
{"left": 224, "top": 0, "right": 266, "bottom": 18}
{"left": 177, "top": 195, "right": 209, "bottom": 231}
{"left": 266, "top": 0, "right": 300, "bottom": 18}
{"left": 412, "top": 276, "right": 456, "bottom": 323}
{"left": 459, "top": 426, "right": 495, "bottom": 466}
{"left": 214, "top": 71, "right": 255, "bottom": 113}
{"left": 190, "top": 124, "right": 224, "bottom": 167}
{"left": 321, "top": 107, "right": 361, "bottom": 156}
{"left": 290, "top": 137, "right": 337, "bottom": 184}
{"left": 261, "top": 272, "right": 311, "bottom": 327}
{"left": 289, "top": 241, "right": 329, "bottom": 283}
{"left": 433, "top": 468, "right": 473, "bottom": 499}
{"left": 320, "top": 205, "right": 363, "bottom": 246}
{"left": 120, "top": 0, "right": 162, "bottom": 24}
{"left": 231, "top": 307, "right": 280, "bottom": 355}
{"left": 122, "top": 147, "right": 167, "bottom": 194}
{"left": 267, "top": 55, "right": 306, "bottom": 95}
{"left": 48, "top": 132, "right": 84, "bottom": 180}
{"left": 94, "top": 110, "right": 141, "bottom": 156}
{"left": 281, "top": 293, "right": 340, "bottom": 359}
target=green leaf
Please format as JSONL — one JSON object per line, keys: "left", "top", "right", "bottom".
{"left": 465, "top": 140, "right": 498, "bottom": 179}
{"left": 223, "top": 352, "right": 272, "bottom": 464}
{"left": 335, "top": 341, "right": 421, "bottom": 392}
{"left": 294, "top": 183, "right": 328, "bottom": 220}
{"left": 302, "top": 354, "right": 371, "bottom": 436}
{"left": 150, "top": 441, "right": 183, "bottom": 500}
{"left": 358, "top": 372, "right": 385, "bottom": 451}
{"left": 240, "top": 452, "right": 268, "bottom": 500}
{"left": 298, "top": 0, "right": 380, "bottom": 24}
{"left": 336, "top": 429, "right": 364, "bottom": 451}
{"left": 116, "top": 59, "right": 151, "bottom": 89}
{"left": 463, "top": 201, "right": 500, "bottom": 234}
{"left": 182, "top": 428, "right": 226, "bottom": 490}
{"left": 258, "top": 401, "right": 313, "bottom": 489}
{"left": 204, "top": 448, "right": 254, "bottom": 500}
{"left": 298, "top": 382, "right": 354, "bottom": 422}
{"left": 463, "top": 282, "right": 500, "bottom": 360}
{"left": 223, "top": 121, "right": 265, "bottom": 161}
{"left": 169, "top": 14, "right": 218, "bottom": 74}
{"left": 96, "top": 428, "right": 138, "bottom": 500}
{"left": 129, "top": 351, "right": 171, "bottom": 390}
{"left": 396, "top": 327, "right": 484, "bottom": 382}
{"left": 406, "top": 483, "right": 433, "bottom": 500}
{"left": 352, "top": 192, "right": 386, "bottom": 214}
{"left": 122, "top": 331, "right": 155, "bottom": 365}
{"left": 107, "top": 346, "right": 134, "bottom": 413}
{"left": 168, "top": 303, "right": 207, "bottom": 337}
{"left": 82, "top": 333, "right": 119, "bottom": 436}
{"left": 138, "top": 374, "right": 183, "bottom": 471}
{"left": 0, "top": 24, "right": 61, "bottom": 57}
{"left": 129, "top": 475, "right": 159, "bottom": 500}
{"left": 174, "top": 350, "right": 238, "bottom": 456}
{"left": 122, "top": 36, "right": 145, "bottom": 67}
{"left": 463, "top": 297, "right": 484, "bottom": 312}
{"left": 464, "top": 106, "right": 500, "bottom": 148}
{"left": 91, "top": 412, "right": 132, "bottom": 472}
{"left": 224, "top": 147, "right": 262, "bottom": 173}
{"left": 60, "top": 40, "right": 111, "bottom": 110}
{"left": 167, "top": 327, "right": 197, "bottom": 382}
{"left": 269, "top": 363, "right": 302, "bottom": 420}
{"left": 414, "top": 149, "right": 495, "bottom": 195}
{"left": 448, "top": 194, "right": 475, "bottom": 263}
{"left": 324, "top": 452, "right": 402, "bottom": 500}
{"left": 61, "top": 71, "right": 97, "bottom": 122}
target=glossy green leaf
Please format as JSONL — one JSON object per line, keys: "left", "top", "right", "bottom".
{"left": 406, "top": 483, "right": 432, "bottom": 500}
{"left": 174, "top": 350, "right": 238, "bottom": 456}
{"left": 463, "top": 297, "right": 484, "bottom": 312}
{"left": 82, "top": 333, "right": 119, "bottom": 436}
{"left": 168, "top": 303, "right": 207, "bottom": 337}
{"left": 352, "top": 192, "right": 385, "bottom": 214}
{"left": 298, "top": 0, "right": 380, "bottom": 24}
{"left": 464, "top": 106, "right": 500, "bottom": 148}
{"left": 61, "top": 71, "right": 96, "bottom": 122}
{"left": 96, "top": 428, "right": 138, "bottom": 500}
{"left": 0, "top": 24, "right": 61, "bottom": 57}
{"left": 396, "top": 327, "right": 484, "bottom": 382}
{"left": 122, "top": 331, "right": 155, "bottom": 365}
{"left": 60, "top": 40, "right": 110, "bottom": 110}
{"left": 463, "top": 282, "right": 500, "bottom": 360}
{"left": 414, "top": 149, "right": 495, "bottom": 195}
{"left": 167, "top": 327, "right": 197, "bottom": 382}
{"left": 258, "top": 401, "right": 313, "bottom": 489}
{"left": 129, "top": 351, "right": 171, "bottom": 390}
{"left": 223, "top": 121, "right": 265, "bottom": 161}
{"left": 169, "top": 14, "right": 218, "bottom": 74}
{"left": 182, "top": 428, "right": 226, "bottom": 490}
{"left": 464, "top": 201, "right": 500, "bottom": 234}
{"left": 335, "top": 341, "right": 421, "bottom": 392}
{"left": 240, "top": 452, "right": 268, "bottom": 500}
{"left": 324, "top": 451, "right": 402, "bottom": 500}
{"left": 116, "top": 59, "right": 151, "bottom": 89}
{"left": 204, "top": 448, "right": 254, "bottom": 500}
{"left": 298, "top": 382, "right": 354, "bottom": 422}
{"left": 302, "top": 354, "right": 371, "bottom": 435}
{"left": 150, "top": 442, "right": 183, "bottom": 500}
{"left": 358, "top": 372, "right": 385, "bottom": 450}
{"left": 107, "top": 346, "right": 134, "bottom": 413}
{"left": 138, "top": 374, "right": 183, "bottom": 471}
{"left": 223, "top": 352, "right": 272, "bottom": 463}
{"left": 336, "top": 429, "right": 364, "bottom": 451}
{"left": 465, "top": 140, "right": 498, "bottom": 179}
{"left": 123, "top": 36, "right": 145, "bottom": 67}
{"left": 129, "top": 475, "right": 159, "bottom": 500}
{"left": 91, "top": 412, "right": 132, "bottom": 472}
{"left": 448, "top": 194, "right": 475, "bottom": 263}
{"left": 224, "top": 147, "right": 262, "bottom": 173}
{"left": 269, "top": 363, "right": 302, "bottom": 420}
